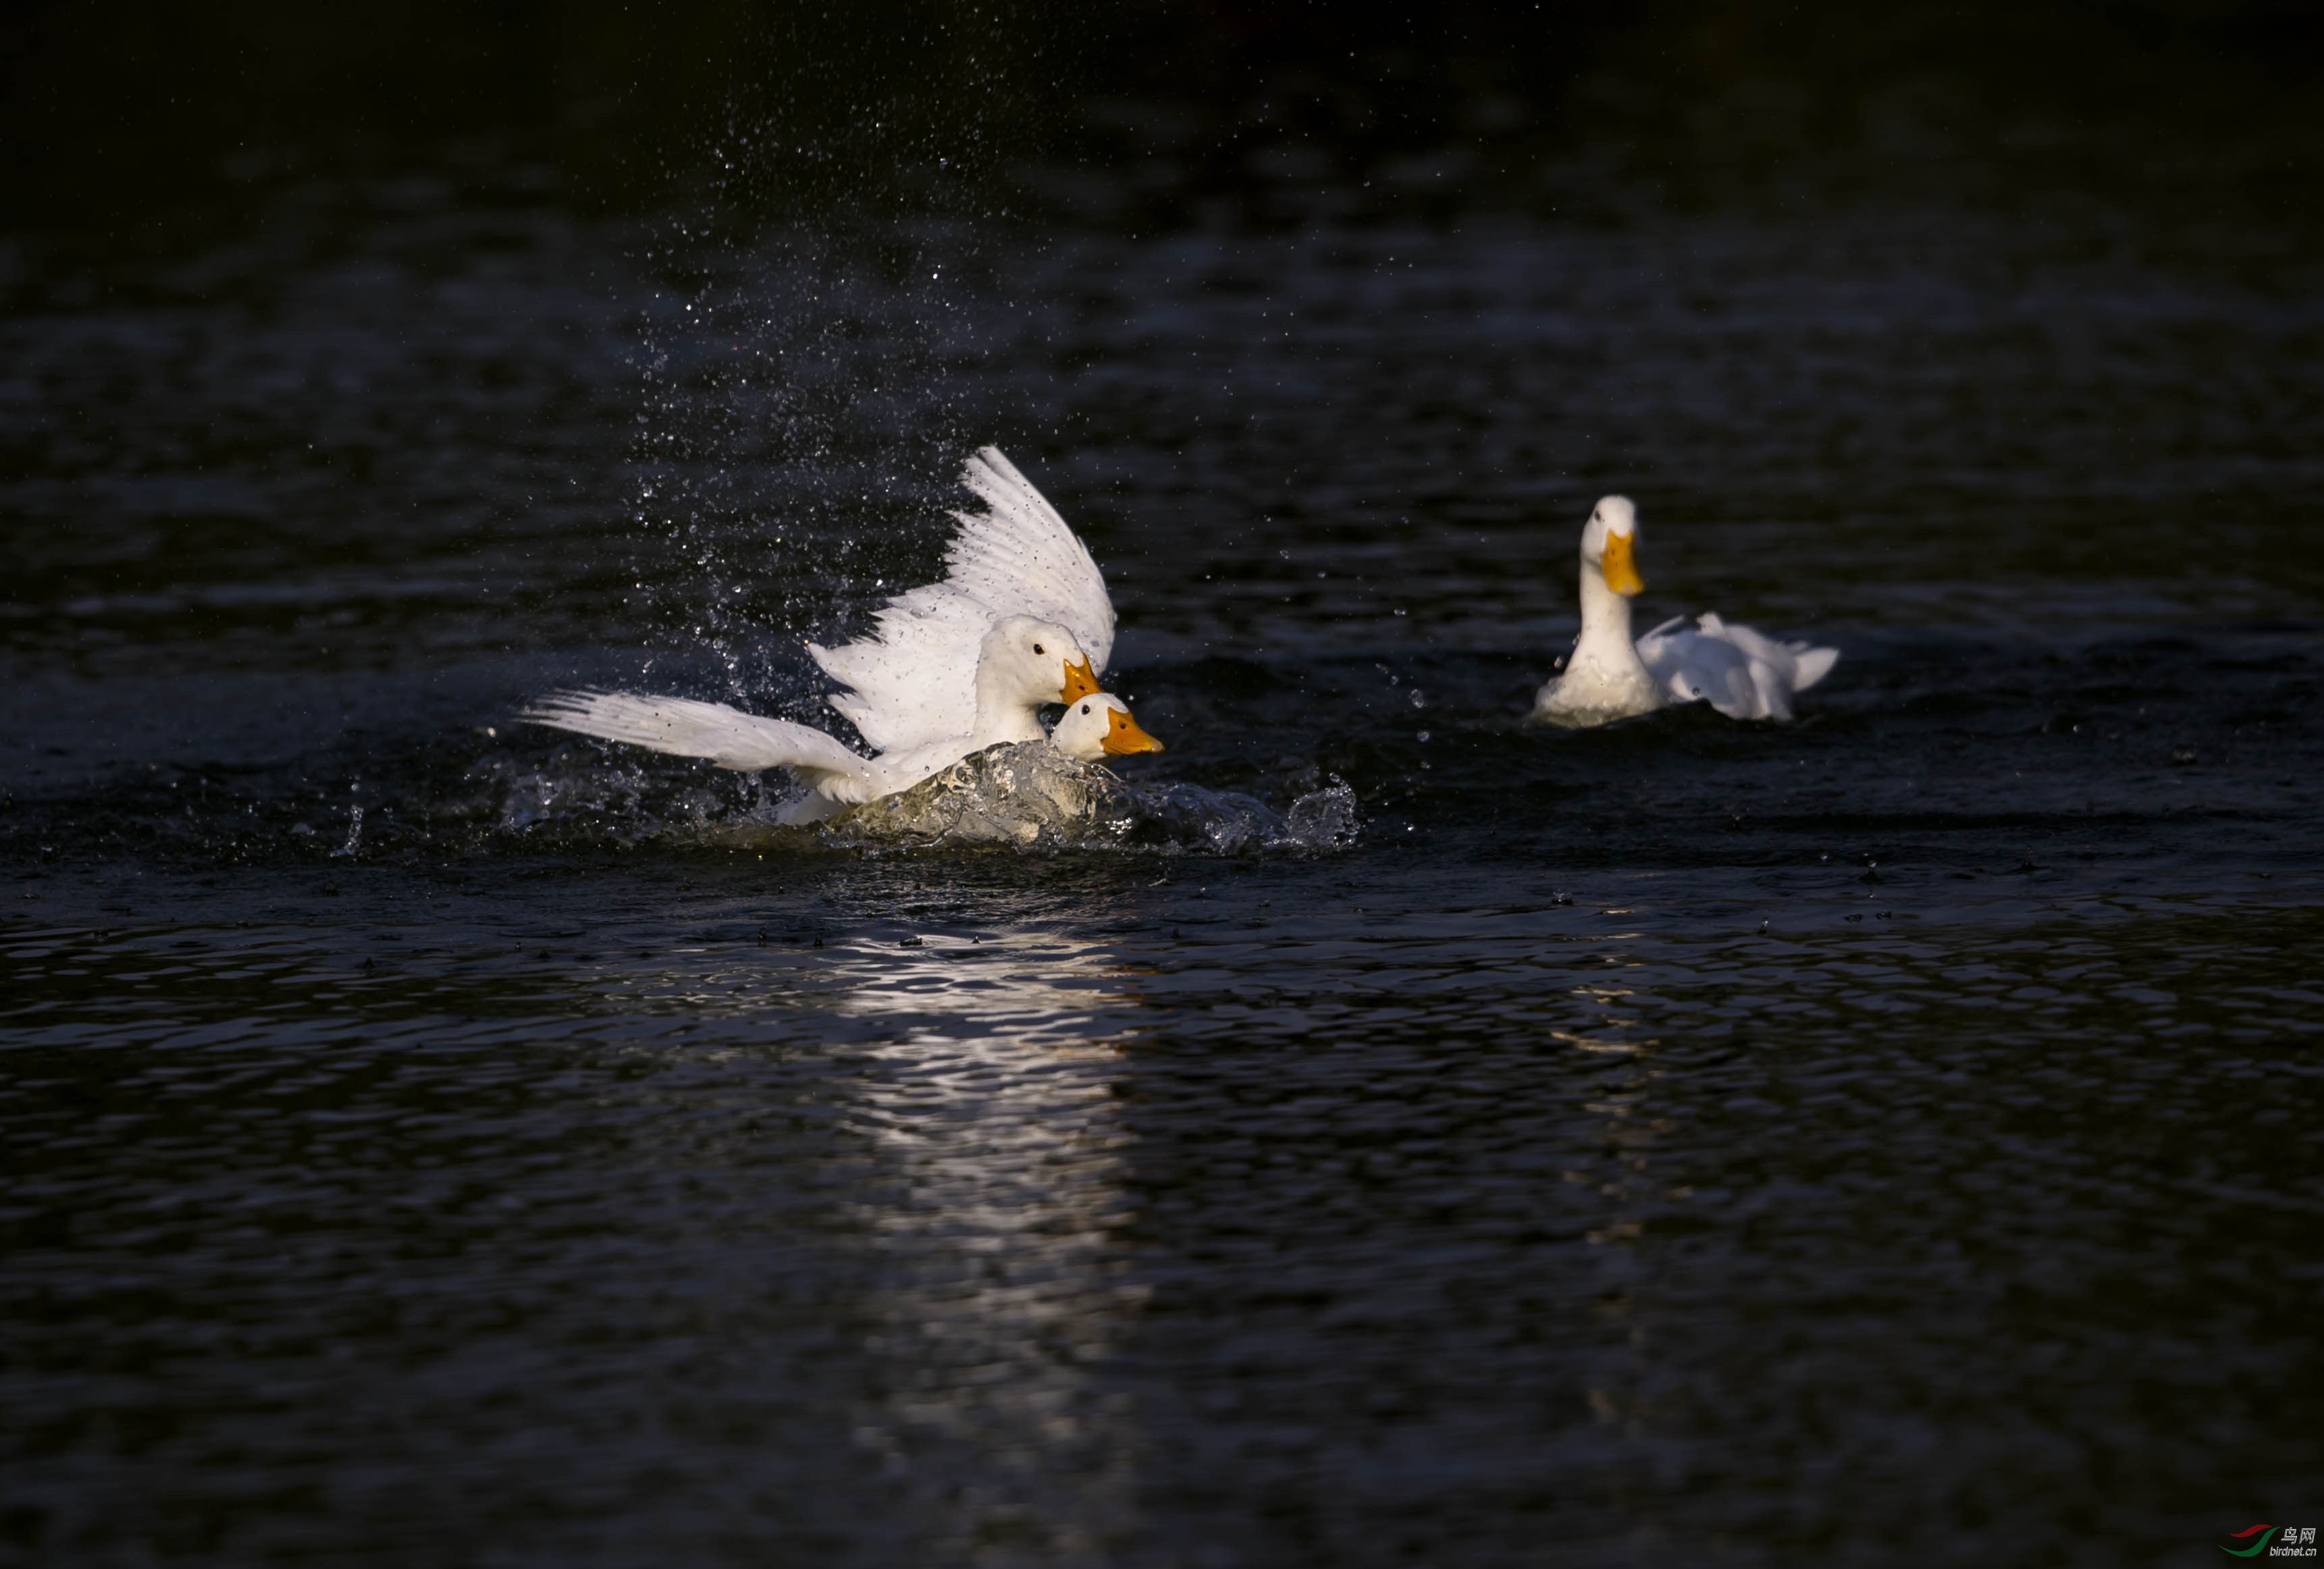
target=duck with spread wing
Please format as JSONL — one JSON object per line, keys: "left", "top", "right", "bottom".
{"left": 526, "top": 447, "right": 1161, "bottom": 820}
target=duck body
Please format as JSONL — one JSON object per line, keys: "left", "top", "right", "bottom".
{"left": 1531, "top": 538, "right": 1666, "bottom": 726}
{"left": 1529, "top": 496, "right": 1666, "bottom": 727}
{"left": 1531, "top": 495, "right": 1837, "bottom": 728}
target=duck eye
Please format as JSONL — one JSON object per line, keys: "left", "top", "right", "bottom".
{"left": 1032, "top": 642, "right": 1045, "bottom": 656}
{"left": 1080, "top": 703, "right": 1091, "bottom": 714}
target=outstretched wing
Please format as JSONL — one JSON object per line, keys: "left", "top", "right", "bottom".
{"left": 949, "top": 448, "right": 1117, "bottom": 666}
{"left": 523, "top": 691, "right": 874, "bottom": 792}
{"left": 807, "top": 446, "right": 1117, "bottom": 755}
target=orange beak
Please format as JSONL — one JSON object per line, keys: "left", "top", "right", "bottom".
{"left": 1101, "top": 707, "right": 1165, "bottom": 755}
{"left": 1060, "top": 656, "right": 1102, "bottom": 703}
{"left": 1600, "top": 529, "right": 1644, "bottom": 596}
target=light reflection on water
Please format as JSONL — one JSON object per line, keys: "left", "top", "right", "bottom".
{"left": 579, "top": 912, "right": 1160, "bottom": 1510}
{"left": 840, "top": 933, "right": 1148, "bottom": 1558}
{"left": 718, "top": 923, "right": 1157, "bottom": 1559}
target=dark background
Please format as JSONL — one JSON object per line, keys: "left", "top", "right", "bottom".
{"left": 7, "top": 0, "right": 2321, "bottom": 248}
{"left": 9, "top": 0, "right": 2320, "bottom": 658}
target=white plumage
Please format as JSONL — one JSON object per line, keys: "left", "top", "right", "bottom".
{"left": 523, "top": 448, "right": 1146, "bottom": 824}
{"left": 523, "top": 689, "right": 897, "bottom": 803}
{"left": 808, "top": 446, "right": 1116, "bottom": 754}
{"left": 1532, "top": 495, "right": 1839, "bottom": 726}
{"left": 1636, "top": 613, "right": 1841, "bottom": 722}
{"left": 524, "top": 683, "right": 1161, "bottom": 825}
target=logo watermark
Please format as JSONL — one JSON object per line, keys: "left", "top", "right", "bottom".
{"left": 2223, "top": 1526, "right": 2319, "bottom": 1559}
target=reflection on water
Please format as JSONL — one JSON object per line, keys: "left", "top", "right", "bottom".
{"left": 4, "top": 826, "right": 2322, "bottom": 1560}
{"left": 524, "top": 906, "right": 1160, "bottom": 1562}
{"left": 0, "top": 878, "right": 1165, "bottom": 1564}
{"left": 833, "top": 928, "right": 1148, "bottom": 1558}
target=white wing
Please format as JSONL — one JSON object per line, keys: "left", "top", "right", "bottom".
{"left": 1790, "top": 644, "right": 1841, "bottom": 692}
{"left": 807, "top": 446, "right": 1117, "bottom": 754}
{"left": 524, "top": 691, "right": 878, "bottom": 797}
{"left": 1637, "top": 620, "right": 1761, "bottom": 717}
{"left": 1635, "top": 613, "right": 1839, "bottom": 721}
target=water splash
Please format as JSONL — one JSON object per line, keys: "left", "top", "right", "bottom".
{"left": 483, "top": 747, "right": 771, "bottom": 847}
{"left": 819, "top": 741, "right": 1359, "bottom": 855}
{"left": 472, "top": 739, "right": 1351, "bottom": 857}
{"left": 330, "top": 798, "right": 364, "bottom": 859}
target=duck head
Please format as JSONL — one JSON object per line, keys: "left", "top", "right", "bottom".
{"left": 981, "top": 614, "right": 1102, "bottom": 706}
{"left": 1579, "top": 496, "right": 1644, "bottom": 597}
{"left": 1050, "top": 693, "right": 1165, "bottom": 762}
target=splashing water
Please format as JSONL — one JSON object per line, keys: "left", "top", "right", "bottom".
{"left": 331, "top": 801, "right": 365, "bottom": 859}
{"left": 785, "top": 739, "right": 1357, "bottom": 855}
{"left": 820, "top": 742, "right": 1117, "bottom": 849}
{"left": 478, "top": 739, "right": 1354, "bottom": 856}
{"left": 819, "top": 741, "right": 1359, "bottom": 855}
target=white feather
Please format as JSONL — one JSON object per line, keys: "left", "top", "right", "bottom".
{"left": 523, "top": 691, "right": 884, "bottom": 802}
{"left": 807, "top": 446, "right": 1116, "bottom": 755}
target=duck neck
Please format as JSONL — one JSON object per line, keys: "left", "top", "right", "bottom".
{"left": 1574, "top": 561, "right": 1643, "bottom": 670}
{"left": 969, "top": 649, "right": 1049, "bottom": 748}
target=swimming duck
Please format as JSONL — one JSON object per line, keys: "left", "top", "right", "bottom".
{"left": 1531, "top": 496, "right": 1838, "bottom": 727}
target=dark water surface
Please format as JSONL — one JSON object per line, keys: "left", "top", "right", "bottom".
{"left": 7, "top": 149, "right": 2324, "bottom": 1566}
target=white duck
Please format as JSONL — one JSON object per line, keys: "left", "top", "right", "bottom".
{"left": 527, "top": 446, "right": 1152, "bottom": 821}
{"left": 1531, "top": 496, "right": 1838, "bottom": 727}
{"left": 523, "top": 679, "right": 1163, "bottom": 822}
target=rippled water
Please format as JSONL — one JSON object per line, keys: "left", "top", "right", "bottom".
{"left": 5, "top": 140, "right": 2324, "bottom": 1565}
